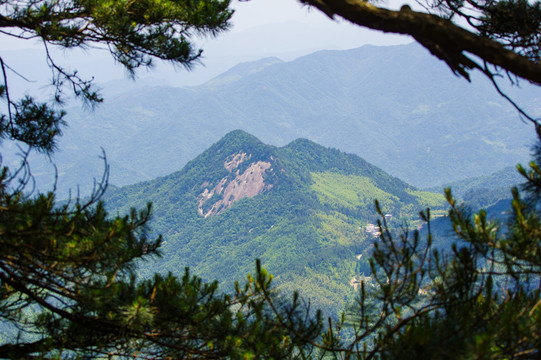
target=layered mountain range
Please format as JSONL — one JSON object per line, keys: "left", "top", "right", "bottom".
{"left": 4, "top": 43, "right": 537, "bottom": 198}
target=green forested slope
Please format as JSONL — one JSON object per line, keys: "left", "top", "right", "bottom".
{"left": 104, "top": 130, "right": 445, "bottom": 315}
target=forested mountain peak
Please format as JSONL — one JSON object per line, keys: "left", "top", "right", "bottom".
{"left": 211, "top": 129, "right": 267, "bottom": 152}
{"left": 103, "top": 131, "right": 445, "bottom": 314}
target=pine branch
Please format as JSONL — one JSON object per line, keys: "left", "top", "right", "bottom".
{"left": 0, "top": 339, "right": 53, "bottom": 358}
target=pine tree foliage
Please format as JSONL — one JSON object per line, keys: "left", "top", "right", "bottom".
{"left": 310, "top": 136, "right": 541, "bottom": 359}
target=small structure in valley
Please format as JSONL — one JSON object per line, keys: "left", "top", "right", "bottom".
{"left": 365, "top": 223, "right": 381, "bottom": 237}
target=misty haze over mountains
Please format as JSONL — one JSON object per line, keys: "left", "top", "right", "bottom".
{"left": 2, "top": 43, "right": 538, "bottom": 198}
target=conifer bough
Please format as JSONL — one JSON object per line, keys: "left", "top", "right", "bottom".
{"left": 0, "top": 0, "right": 233, "bottom": 72}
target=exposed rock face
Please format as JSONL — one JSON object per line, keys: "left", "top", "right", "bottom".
{"left": 198, "top": 152, "right": 273, "bottom": 217}
{"left": 224, "top": 153, "right": 248, "bottom": 171}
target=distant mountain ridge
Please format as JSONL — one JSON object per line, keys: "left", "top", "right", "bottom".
{"left": 204, "top": 57, "right": 284, "bottom": 87}
{"left": 431, "top": 166, "right": 522, "bottom": 197}
{"left": 104, "top": 130, "right": 445, "bottom": 315}
{"left": 6, "top": 43, "right": 538, "bottom": 197}
{"left": 427, "top": 166, "right": 522, "bottom": 209}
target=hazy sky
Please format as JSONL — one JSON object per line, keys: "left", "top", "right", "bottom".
{"left": 1, "top": 0, "right": 413, "bottom": 87}
{"left": 231, "top": 0, "right": 409, "bottom": 31}
{"left": 232, "top": 0, "right": 360, "bottom": 30}
{"left": 210, "top": 0, "right": 411, "bottom": 54}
